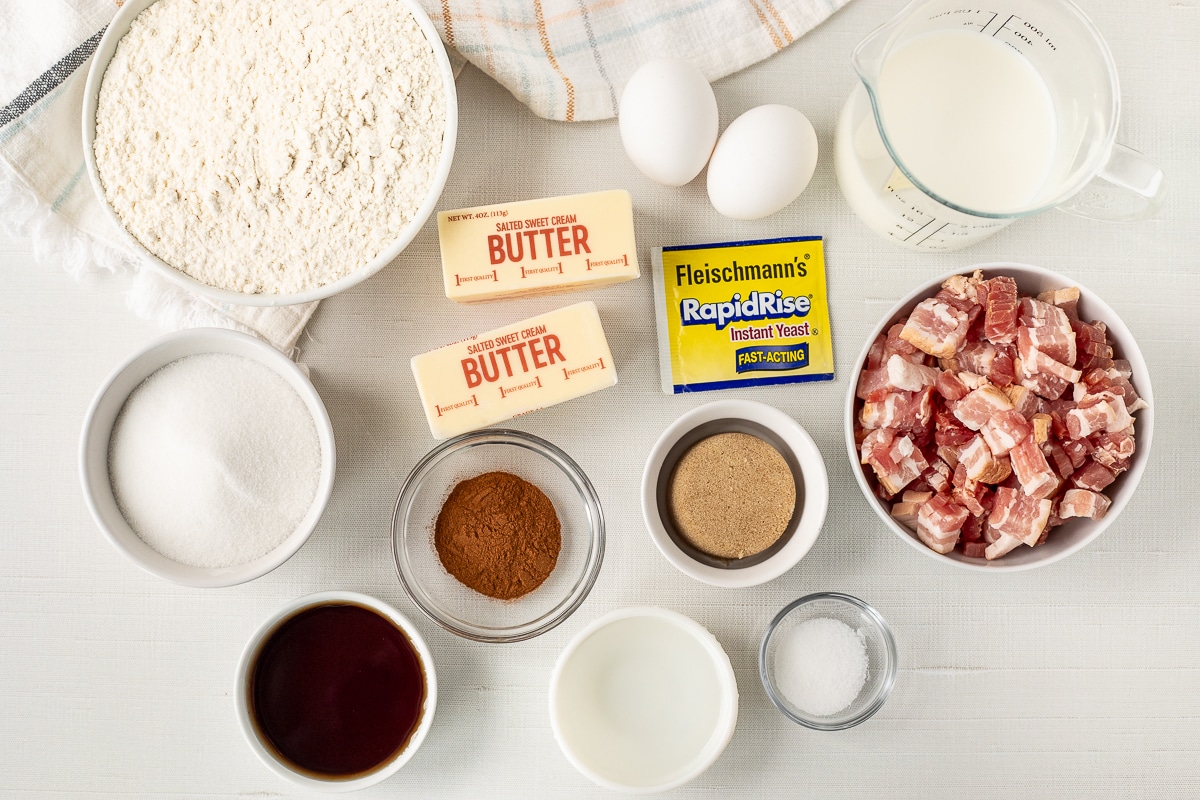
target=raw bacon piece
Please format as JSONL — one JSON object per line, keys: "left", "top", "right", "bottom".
{"left": 900, "top": 298, "right": 969, "bottom": 359}
{"left": 980, "top": 409, "right": 1033, "bottom": 457}
{"left": 1010, "top": 438, "right": 1060, "bottom": 500}
{"left": 1091, "top": 429, "right": 1135, "bottom": 471}
{"left": 1003, "top": 384, "right": 1040, "bottom": 418}
{"left": 866, "top": 333, "right": 888, "bottom": 369}
{"left": 962, "top": 540, "right": 991, "bottom": 559}
{"left": 860, "top": 387, "right": 934, "bottom": 431}
{"left": 1018, "top": 330, "right": 1083, "bottom": 383}
{"left": 916, "top": 495, "right": 970, "bottom": 554}
{"left": 884, "top": 322, "right": 925, "bottom": 364}
{"left": 1067, "top": 393, "right": 1131, "bottom": 439}
{"left": 959, "top": 436, "right": 1011, "bottom": 483}
{"left": 935, "top": 370, "right": 970, "bottom": 402}
{"left": 1058, "top": 489, "right": 1112, "bottom": 520}
{"left": 861, "top": 429, "right": 928, "bottom": 496}
{"left": 983, "top": 276, "right": 1019, "bottom": 344}
{"left": 1061, "top": 438, "right": 1090, "bottom": 469}
{"left": 988, "top": 486, "right": 1052, "bottom": 547}
{"left": 885, "top": 354, "right": 940, "bottom": 392}
{"left": 1016, "top": 357, "right": 1071, "bottom": 400}
{"left": 953, "top": 384, "right": 1014, "bottom": 431}
{"left": 1072, "top": 460, "right": 1117, "bottom": 492}
{"left": 1043, "top": 440, "right": 1075, "bottom": 481}
{"left": 1017, "top": 324, "right": 1077, "bottom": 370}
{"left": 923, "top": 459, "right": 952, "bottom": 493}
{"left": 934, "top": 413, "right": 975, "bottom": 448}
{"left": 1037, "top": 286, "right": 1080, "bottom": 320}
{"left": 855, "top": 367, "right": 889, "bottom": 402}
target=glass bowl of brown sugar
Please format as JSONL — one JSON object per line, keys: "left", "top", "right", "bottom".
{"left": 392, "top": 429, "right": 605, "bottom": 643}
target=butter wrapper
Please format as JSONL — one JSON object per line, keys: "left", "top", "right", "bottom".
{"left": 410, "top": 301, "right": 618, "bottom": 439}
{"left": 438, "top": 190, "right": 640, "bottom": 303}
{"left": 651, "top": 237, "right": 835, "bottom": 394}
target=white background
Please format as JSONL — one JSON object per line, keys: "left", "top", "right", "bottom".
{"left": 2, "top": 0, "right": 1199, "bottom": 796}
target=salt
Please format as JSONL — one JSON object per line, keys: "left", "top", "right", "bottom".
{"left": 774, "top": 617, "right": 868, "bottom": 716}
{"left": 108, "top": 353, "right": 322, "bottom": 569}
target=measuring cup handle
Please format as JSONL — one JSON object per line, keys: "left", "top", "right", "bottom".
{"left": 1057, "top": 143, "right": 1166, "bottom": 222}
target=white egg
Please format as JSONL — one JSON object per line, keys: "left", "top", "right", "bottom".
{"left": 618, "top": 59, "right": 719, "bottom": 187}
{"left": 706, "top": 105, "right": 819, "bottom": 220}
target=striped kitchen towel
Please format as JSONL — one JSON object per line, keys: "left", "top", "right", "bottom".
{"left": 435, "top": 0, "right": 854, "bottom": 121}
{"left": 0, "top": 0, "right": 850, "bottom": 348}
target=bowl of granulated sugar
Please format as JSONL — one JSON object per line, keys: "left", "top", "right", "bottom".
{"left": 80, "top": 329, "right": 336, "bottom": 587}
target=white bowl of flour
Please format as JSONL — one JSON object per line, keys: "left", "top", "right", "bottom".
{"left": 82, "top": 0, "right": 457, "bottom": 306}
{"left": 79, "top": 329, "right": 336, "bottom": 587}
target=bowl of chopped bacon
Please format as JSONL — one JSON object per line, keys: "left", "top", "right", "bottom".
{"left": 846, "top": 263, "right": 1153, "bottom": 570}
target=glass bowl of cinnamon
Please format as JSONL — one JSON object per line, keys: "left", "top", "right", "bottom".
{"left": 391, "top": 429, "right": 605, "bottom": 643}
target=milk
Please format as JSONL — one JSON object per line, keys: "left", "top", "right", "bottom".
{"left": 835, "top": 29, "right": 1059, "bottom": 250}
{"left": 878, "top": 30, "right": 1057, "bottom": 212}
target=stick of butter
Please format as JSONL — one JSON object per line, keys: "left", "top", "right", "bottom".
{"left": 411, "top": 301, "right": 618, "bottom": 439}
{"left": 437, "top": 190, "right": 640, "bottom": 303}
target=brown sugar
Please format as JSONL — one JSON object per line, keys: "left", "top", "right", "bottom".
{"left": 667, "top": 433, "right": 796, "bottom": 559}
{"left": 434, "top": 471, "right": 562, "bottom": 600}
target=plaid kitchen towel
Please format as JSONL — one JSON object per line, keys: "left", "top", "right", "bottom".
{"left": 0, "top": 0, "right": 850, "bottom": 350}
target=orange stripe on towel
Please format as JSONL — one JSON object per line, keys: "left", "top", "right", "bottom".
{"left": 760, "top": 0, "right": 794, "bottom": 45}
{"left": 745, "top": 0, "right": 784, "bottom": 50}
{"left": 534, "top": 0, "right": 576, "bottom": 121}
{"left": 440, "top": 0, "right": 456, "bottom": 47}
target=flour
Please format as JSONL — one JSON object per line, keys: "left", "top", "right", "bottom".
{"left": 94, "top": 0, "right": 447, "bottom": 295}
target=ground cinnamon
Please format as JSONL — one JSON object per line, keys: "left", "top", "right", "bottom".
{"left": 434, "top": 471, "right": 562, "bottom": 600}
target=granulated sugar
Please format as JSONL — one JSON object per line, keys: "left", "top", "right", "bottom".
{"left": 774, "top": 617, "right": 868, "bottom": 716}
{"left": 108, "top": 353, "right": 321, "bottom": 568}
{"left": 93, "top": 0, "right": 446, "bottom": 295}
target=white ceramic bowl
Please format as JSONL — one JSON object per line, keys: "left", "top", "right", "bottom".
{"left": 80, "top": 0, "right": 458, "bottom": 307}
{"left": 549, "top": 607, "right": 738, "bottom": 794}
{"left": 641, "top": 400, "right": 829, "bottom": 587}
{"left": 79, "top": 328, "right": 336, "bottom": 587}
{"left": 234, "top": 591, "right": 437, "bottom": 792}
{"left": 845, "top": 262, "right": 1154, "bottom": 571}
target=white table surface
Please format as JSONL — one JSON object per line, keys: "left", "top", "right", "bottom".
{"left": 3, "top": 1, "right": 1199, "bottom": 796}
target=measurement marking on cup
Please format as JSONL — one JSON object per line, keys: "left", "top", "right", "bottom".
{"left": 902, "top": 218, "right": 936, "bottom": 242}
{"left": 916, "top": 222, "right": 951, "bottom": 247}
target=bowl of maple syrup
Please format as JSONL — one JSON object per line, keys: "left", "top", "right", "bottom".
{"left": 234, "top": 591, "right": 437, "bottom": 791}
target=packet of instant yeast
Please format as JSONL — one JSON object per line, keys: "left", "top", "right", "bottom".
{"left": 651, "top": 236, "right": 835, "bottom": 394}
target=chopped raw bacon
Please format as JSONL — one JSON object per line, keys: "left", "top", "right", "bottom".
{"left": 960, "top": 435, "right": 1012, "bottom": 484}
{"left": 953, "top": 384, "right": 1013, "bottom": 430}
{"left": 1043, "top": 440, "right": 1075, "bottom": 481}
{"left": 1091, "top": 429, "right": 1135, "bottom": 471}
{"left": 988, "top": 486, "right": 1052, "bottom": 547}
{"left": 1037, "top": 286, "right": 1080, "bottom": 320}
{"left": 983, "top": 276, "right": 1019, "bottom": 344}
{"left": 884, "top": 322, "right": 925, "bottom": 364}
{"left": 856, "top": 271, "right": 1145, "bottom": 560}
{"left": 962, "top": 540, "right": 991, "bottom": 559}
{"left": 1072, "top": 460, "right": 1117, "bottom": 492}
{"left": 1010, "top": 437, "right": 1060, "bottom": 500}
{"left": 1017, "top": 322, "right": 1076, "bottom": 369}
{"left": 917, "top": 494, "right": 970, "bottom": 554}
{"left": 900, "top": 298, "right": 970, "bottom": 359}
{"left": 861, "top": 429, "right": 928, "bottom": 496}
{"left": 860, "top": 387, "right": 934, "bottom": 431}
{"left": 1058, "top": 488, "right": 1112, "bottom": 520}
{"left": 1003, "top": 384, "right": 1040, "bottom": 418}
{"left": 980, "top": 409, "right": 1032, "bottom": 456}
{"left": 1016, "top": 357, "right": 1071, "bottom": 400}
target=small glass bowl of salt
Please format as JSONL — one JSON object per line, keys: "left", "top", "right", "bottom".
{"left": 759, "top": 592, "right": 897, "bottom": 730}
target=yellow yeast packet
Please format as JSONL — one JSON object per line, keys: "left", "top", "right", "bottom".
{"left": 651, "top": 237, "right": 835, "bottom": 394}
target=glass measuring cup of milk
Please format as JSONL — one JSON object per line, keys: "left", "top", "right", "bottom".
{"left": 834, "top": 0, "right": 1164, "bottom": 252}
